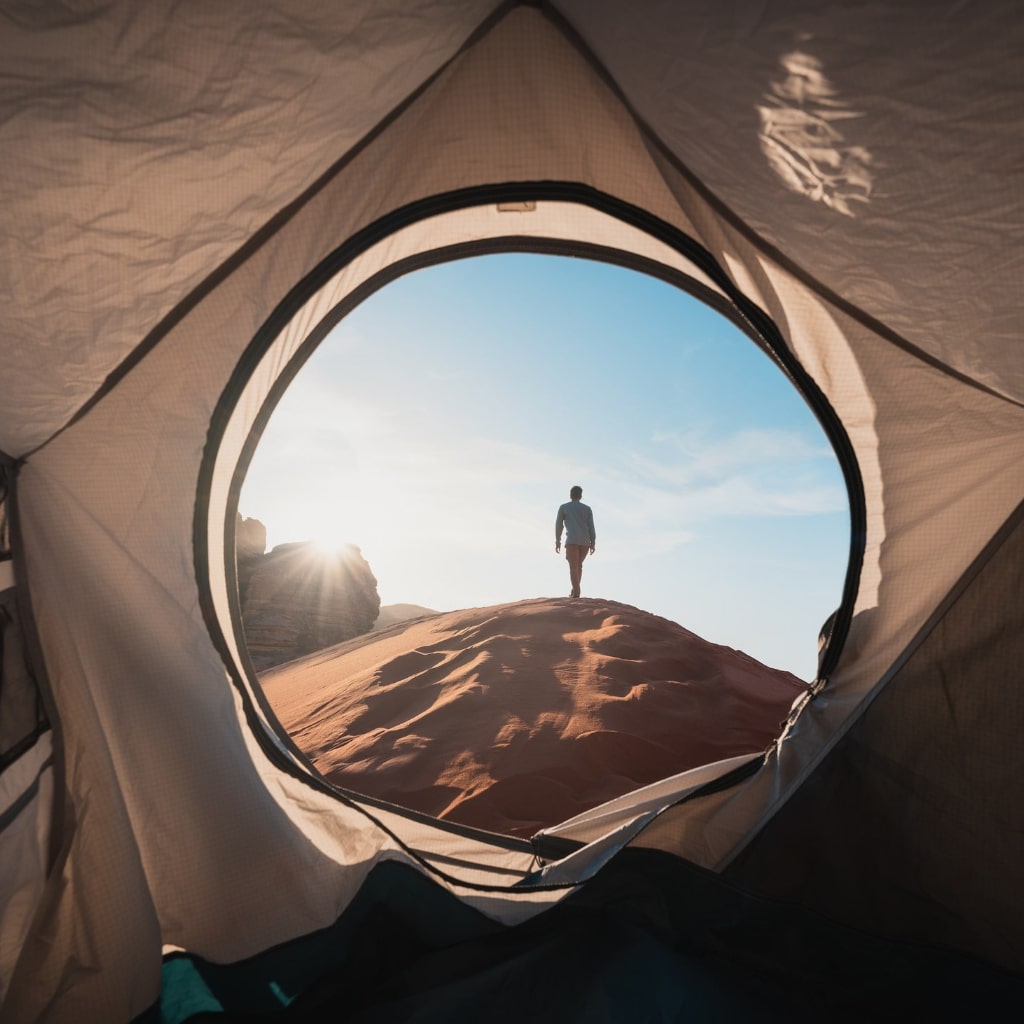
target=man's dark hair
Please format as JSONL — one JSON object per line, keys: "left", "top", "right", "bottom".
{"left": 570, "top": 485, "right": 583, "bottom": 500}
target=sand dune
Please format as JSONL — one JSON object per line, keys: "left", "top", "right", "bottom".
{"left": 260, "top": 598, "right": 806, "bottom": 838}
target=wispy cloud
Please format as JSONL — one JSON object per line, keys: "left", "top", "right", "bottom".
{"left": 644, "top": 427, "right": 833, "bottom": 482}
{"left": 596, "top": 427, "right": 846, "bottom": 550}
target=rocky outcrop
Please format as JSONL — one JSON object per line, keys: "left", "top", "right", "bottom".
{"left": 236, "top": 516, "right": 380, "bottom": 671}
{"left": 236, "top": 515, "right": 267, "bottom": 565}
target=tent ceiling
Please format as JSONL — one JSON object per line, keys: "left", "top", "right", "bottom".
{"left": 0, "top": 0, "right": 495, "bottom": 456}
{"left": 559, "top": 0, "right": 1024, "bottom": 402}
{"left": 2, "top": 1, "right": 1022, "bottom": 456}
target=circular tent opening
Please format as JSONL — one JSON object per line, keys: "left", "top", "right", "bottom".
{"left": 198, "top": 194, "right": 860, "bottom": 862}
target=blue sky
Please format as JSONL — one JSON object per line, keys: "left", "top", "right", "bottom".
{"left": 241, "top": 253, "right": 849, "bottom": 680}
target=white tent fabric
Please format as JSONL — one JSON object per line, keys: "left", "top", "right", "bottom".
{"left": 1, "top": 2, "right": 1022, "bottom": 1020}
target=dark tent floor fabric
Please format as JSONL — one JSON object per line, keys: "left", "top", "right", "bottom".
{"left": 142, "top": 851, "right": 1024, "bottom": 1024}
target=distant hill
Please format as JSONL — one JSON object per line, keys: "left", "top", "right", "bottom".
{"left": 373, "top": 603, "right": 438, "bottom": 630}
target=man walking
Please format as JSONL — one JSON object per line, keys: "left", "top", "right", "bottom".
{"left": 555, "top": 485, "right": 596, "bottom": 598}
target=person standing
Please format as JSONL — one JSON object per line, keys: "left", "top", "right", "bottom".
{"left": 555, "top": 485, "right": 596, "bottom": 598}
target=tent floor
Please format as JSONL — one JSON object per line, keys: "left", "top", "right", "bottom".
{"left": 145, "top": 850, "right": 1024, "bottom": 1023}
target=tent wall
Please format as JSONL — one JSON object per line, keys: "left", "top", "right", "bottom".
{"left": 1, "top": 2, "right": 1023, "bottom": 1020}
{"left": 725, "top": 500, "right": 1024, "bottom": 972}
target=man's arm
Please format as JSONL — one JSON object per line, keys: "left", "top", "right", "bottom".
{"left": 555, "top": 506, "right": 564, "bottom": 552}
{"left": 587, "top": 507, "right": 596, "bottom": 553}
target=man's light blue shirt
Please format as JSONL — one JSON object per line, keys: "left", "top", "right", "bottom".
{"left": 556, "top": 500, "right": 596, "bottom": 547}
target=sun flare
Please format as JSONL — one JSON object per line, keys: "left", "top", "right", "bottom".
{"left": 309, "top": 532, "right": 356, "bottom": 557}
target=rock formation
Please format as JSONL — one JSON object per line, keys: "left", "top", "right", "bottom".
{"left": 235, "top": 515, "right": 267, "bottom": 565}
{"left": 236, "top": 515, "right": 380, "bottom": 671}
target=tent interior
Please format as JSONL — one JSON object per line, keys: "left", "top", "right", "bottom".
{"left": 1, "top": 1, "right": 1022, "bottom": 1020}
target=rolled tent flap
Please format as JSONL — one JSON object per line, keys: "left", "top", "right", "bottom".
{"left": 0, "top": 562, "right": 52, "bottom": 1011}
{"left": 0, "top": 733, "right": 54, "bottom": 1009}
{"left": 1, "top": 2, "right": 1022, "bottom": 1019}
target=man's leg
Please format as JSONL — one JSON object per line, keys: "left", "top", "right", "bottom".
{"left": 567, "top": 545, "right": 588, "bottom": 598}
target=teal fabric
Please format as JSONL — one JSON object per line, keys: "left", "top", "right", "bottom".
{"left": 156, "top": 959, "right": 223, "bottom": 1021}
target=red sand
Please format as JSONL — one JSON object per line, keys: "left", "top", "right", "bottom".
{"left": 260, "top": 598, "right": 806, "bottom": 839}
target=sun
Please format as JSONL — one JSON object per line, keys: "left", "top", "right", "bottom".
{"left": 250, "top": 502, "right": 366, "bottom": 559}
{"left": 309, "top": 534, "right": 355, "bottom": 558}
{"left": 307, "top": 518, "right": 363, "bottom": 557}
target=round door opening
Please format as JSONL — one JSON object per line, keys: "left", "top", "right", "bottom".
{"left": 237, "top": 252, "right": 849, "bottom": 838}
